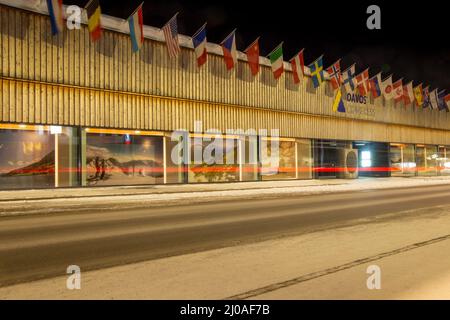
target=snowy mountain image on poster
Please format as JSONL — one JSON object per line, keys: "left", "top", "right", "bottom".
{"left": 86, "top": 134, "right": 164, "bottom": 186}
{"left": 0, "top": 130, "right": 55, "bottom": 189}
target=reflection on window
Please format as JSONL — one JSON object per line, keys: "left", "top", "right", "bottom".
{"left": 85, "top": 132, "right": 164, "bottom": 186}
{"left": 390, "top": 143, "right": 416, "bottom": 177}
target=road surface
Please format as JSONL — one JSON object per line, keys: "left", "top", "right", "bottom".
{"left": 2, "top": 184, "right": 450, "bottom": 289}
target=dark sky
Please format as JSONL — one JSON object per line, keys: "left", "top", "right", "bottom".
{"left": 66, "top": 0, "right": 450, "bottom": 89}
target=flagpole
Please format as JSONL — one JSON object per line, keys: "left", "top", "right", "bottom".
{"left": 220, "top": 29, "right": 237, "bottom": 45}
{"left": 84, "top": 0, "right": 96, "bottom": 9}
{"left": 309, "top": 54, "right": 324, "bottom": 65}
{"left": 341, "top": 63, "right": 355, "bottom": 74}
{"left": 289, "top": 49, "right": 304, "bottom": 62}
{"left": 266, "top": 42, "right": 283, "bottom": 57}
{"left": 127, "top": 2, "right": 144, "bottom": 21}
{"left": 326, "top": 58, "right": 340, "bottom": 70}
{"left": 192, "top": 22, "right": 207, "bottom": 39}
{"left": 244, "top": 37, "right": 260, "bottom": 53}
{"left": 163, "top": 12, "right": 179, "bottom": 28}
{"left": 382, "top": 74, "right": 392, "bottom": 82}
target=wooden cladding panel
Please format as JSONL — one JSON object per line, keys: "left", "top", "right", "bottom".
{"left": 1, "top": 78, "right": 450, "bottom": 145}
{"left": 1, "top": 5, "right": 449, "bottom": 134}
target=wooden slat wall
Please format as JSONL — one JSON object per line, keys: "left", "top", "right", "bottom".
{"left": 0, "top": 5, "right": 449, "bottom": 145}
{"left": 2, "top": 78, "right": 450, "bottom": 145}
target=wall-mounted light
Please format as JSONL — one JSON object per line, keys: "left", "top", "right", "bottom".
{"left": 50, "top": 126, "right": 62, "bottom": 135}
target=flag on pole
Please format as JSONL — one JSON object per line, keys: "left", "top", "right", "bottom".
{"left": 326, "top": 60, "right": 341, "bottom": 90}
{"left": 332, "top": 89, "right": 346, "bottom": 113}
{"left": 445, "top": 94, "right": 450, "bottom": 111}
{"left": 403, "top": 81, "right": 414, "bottom": 105}
{"left": 192, "top": 23, "right": 208, "bottom": 67}
{"left": 413, "top": 84, "right": 424, "bottom": 107}
{"left": 290, "top": 50, "right": 305, "bottom": 84}
{"left": 393, "top": 79, "right": 404, "bottom": 102}
{"left": 429, "top": 89, "right": 439, "bottom": 110}
{"left": 162, "top": 13, "right": 181, "bottom": 58}
{"left": 423, "top": 86, "right": 431, "bottom": 109}
{"left": 355, "top": 68, "right": 370, "bottom": 95}
{"left": 85, "top": 0, "right": 102, "bottom": 42}
{"left": 437, "top": 90, "right": 448, "bottom": 111}
{"left": 342, "top": 64, "right": 356, "bottom": 93}
{"left": 128, "top": 3, "right": 144, "bottom": 52}
{"left": 308, "top": 55, "right": 325, "bottom": 88}
{"left": 368, "top": 73, "right": 382, "bottom": 98}
{"left": 268, "top": 43, "right": 284, "bottom": 79}
{"left": 382, "top": 76, "right": 394, "bottom": 100}
{"left": 221, "top": 30, "right": 237, "bottom": 70}
{"left": 46, "top": 0, "right": 64, "bottom": 35}
{"left": 244, "top": 38, "right": 260, "bottom": 76}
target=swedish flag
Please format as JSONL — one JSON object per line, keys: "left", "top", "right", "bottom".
{"left": 332, "top": 89, "right": 346, "bottom": 113}
{"left": 308, "top": 55, "right": 325, "bottom": 88}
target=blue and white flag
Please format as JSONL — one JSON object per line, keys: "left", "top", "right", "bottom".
{"left": 128, "top": 4, "right": 144, "bottom": 52}
{"left": 438, "top": 90, "right": 448, "bottom": 111}
{"left": 46, "top": 0, "right": 64, "bottom": 35}
{"left": 430, "top": 89, "right": 439, "bottom": 110}
{"left": 192, "top": 23, "right": 207, "bottom": 67}
{"left": 342, "top": 64, "right": 356, "bottom": 92}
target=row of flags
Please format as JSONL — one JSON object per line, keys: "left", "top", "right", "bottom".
{"left": 329, "top": 61, "right": 450, "bottom": 111}
{"left": 45, "top": 1, "right": 307, "bottom": 78}
{"left": 46, "top": 2, "right": 450, "bottom": 112}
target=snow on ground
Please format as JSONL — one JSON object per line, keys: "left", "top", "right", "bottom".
{"left": 1, "top": 177, "right": 450, "bottom": 216}
{"left": 2, "top": 204, "right": 450, "bottom": 299}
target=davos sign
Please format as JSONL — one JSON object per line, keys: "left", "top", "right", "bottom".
{"left": 344, "top": 93, "right": 376, "bottom": 119}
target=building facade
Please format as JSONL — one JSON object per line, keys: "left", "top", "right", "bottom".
{"left": 0, "top": 2, "right": 450, "bottom": 189}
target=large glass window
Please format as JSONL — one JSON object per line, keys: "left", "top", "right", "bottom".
{"left": 0, "top": 124, "right": 79, "bottom": 189}
{"left": 57, "top": 126, "right": 81, "bottom": 188}
{"left": 416, "top": 145, "right": 438, "bottom": 176}
{"left": 0, "top": 125, "right": 55, "bottom": 189}
{"left": 296, "top": 139, "right": 313, "bottom": 180}
{"left": 438, "top": 146, "right": 450, "bottom": 176}
{"left": 241, "top": 135, "right": 259, "bottom": 182}
{"left": 166, "top": 135, "right": 187, "bottom": 184}
{"left": 83, "top": 129, "right": 164, "bottom": 186}
{"left": 188, "top": 134, "right": 240, "bottom": 183}
{"left": 390, "top": 143, "right": 416, "bottom": 177}
{"left": 261, "top": 138, "right": 297, "bottom": 180}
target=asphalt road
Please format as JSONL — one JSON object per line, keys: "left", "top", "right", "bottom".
{"left": 2, "top": 184, "right": 450, "bottom": 287}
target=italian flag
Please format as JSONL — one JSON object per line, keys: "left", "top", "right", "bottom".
{"left": 269, "top": 43, "right": 284, "bottom": 79}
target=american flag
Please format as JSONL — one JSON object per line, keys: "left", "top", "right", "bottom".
{"left": 162, "top": 14, "right": 181, "bottom": 58}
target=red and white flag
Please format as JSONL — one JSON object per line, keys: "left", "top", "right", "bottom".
{"left": 403, "top": 81, "right": 415, "bottom": 105}
{"left": 382, "top": 75, "right": 394, "bottom": 100}
{"left": 192, "top": 23, "right": 207, "bottom": 67}
{"left": 162, "top": 13, "right": 181, "bottom": 58}
{"left": 355, "top": 69, "right": 369, "bottom": 95}
{"left": 393, "top": 79, "right": 404, "bottom": 102}
{"left": 325, "top": 60, "right": 342, "bottom": 90}
{"left": 290, "top": 49, "right": 305, "bottom": 84}
{"left": 445, "top": 94, "right": 450, "bottom": 110}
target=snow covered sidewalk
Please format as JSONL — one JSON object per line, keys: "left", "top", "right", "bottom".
{"left": 1, "top": 176, "right": 450, "bottom": 217}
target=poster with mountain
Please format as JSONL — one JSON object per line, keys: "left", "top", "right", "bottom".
{"left": 86, "top": 134, "right": 164, "bottom": 186}
{"left": 0, "top": 130, "right": 55, "bottom": 189}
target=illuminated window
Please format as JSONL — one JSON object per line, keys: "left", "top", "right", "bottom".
{"left": 361, "top": 151, "right": 372, "bottom": 168}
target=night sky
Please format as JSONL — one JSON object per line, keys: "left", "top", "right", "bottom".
{"left": 65, "top": 0, "right": 450, "bottom": 89}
